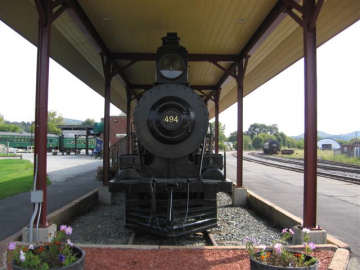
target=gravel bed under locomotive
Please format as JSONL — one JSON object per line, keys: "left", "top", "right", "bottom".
{"left": 109, "top": 33, "right": 232, "bottom": 237}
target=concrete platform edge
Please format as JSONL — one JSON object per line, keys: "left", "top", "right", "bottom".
{"left": 328, "top": 248, "right": 350, "bottom": 270}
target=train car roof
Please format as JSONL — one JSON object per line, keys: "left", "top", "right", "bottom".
{"left": 0, "top": 131, "right": 58, "bottom": 137}
{"left": 1, "top": 1, "right": 359, "bottom": 118}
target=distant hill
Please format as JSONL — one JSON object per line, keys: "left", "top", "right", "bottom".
{"left": 293, "top": 131, "right": 360, "bottom": 141}
{"left": 63, "top": 118, "right": 83, "bottom": 125}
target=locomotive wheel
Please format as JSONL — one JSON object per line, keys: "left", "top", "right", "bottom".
{"left": 134, "top": 84, "right": 208, "bottom": 159}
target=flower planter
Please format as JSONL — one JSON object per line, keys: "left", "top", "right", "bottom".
{"left": 12, "top": 246, "right": 85, "bottom": 270}
{"left": 250, "top": 251, "right": 318, "bottom": 270}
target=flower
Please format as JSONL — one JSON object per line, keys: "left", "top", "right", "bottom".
{"left": 19, "top": 250, "right": 26, "bottom": 262}
{"left": 308, "top": 242, "right": 316, "bottom": 250}
{"left": 245, "top": 227, "right": 318, "bottom": 268}
{"left": 59, "top": 254, "right": 66, "bottom": 263}
{"left": 8, "top": 242, "right": 16, "bottom": 250}
{"left": 65, "top": 226, "right": 73, "bottom": 235}
{"left": 36, "top": 246, "right": 45, "bottom": 253}
{"left": 67, "top": 239, "right": 74, "bottom": 247}
{"left": 10, "top": 224, "right": 79, "bottom": 269}
{"left": 274, "top": 243, "right": 282, "bottom": 254}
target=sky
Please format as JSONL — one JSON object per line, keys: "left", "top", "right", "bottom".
{"left": 0, "top": 19, "right": 359, "bottom": 137}
{"left": 219, "top": 20, "right": 360, "bottom": 136}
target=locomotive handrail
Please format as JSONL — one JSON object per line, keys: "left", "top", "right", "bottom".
{"left": 110, "top": 136, "right": 128, "bottom": 170}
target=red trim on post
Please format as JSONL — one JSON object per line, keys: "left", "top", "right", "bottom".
{"left": 103, "top": 60, "right": 112, "bottom": 186}
{"left": 214, "top": 91, "right": 220, "bottom": 154}
{"left": 236, "top": 62, "right": 244, "bottom": 188}
{"left": 303, "top": 0, "right": 318, "bottom": 228}
{"left": 34, "top": 1, "right": 51, "bottom": 227}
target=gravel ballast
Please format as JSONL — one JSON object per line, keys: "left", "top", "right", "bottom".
{"left": 70, "top": 192, "right": 280, "bottom": 246}
{"left": 210, "top": 193, "right": 280, "bottom": 246}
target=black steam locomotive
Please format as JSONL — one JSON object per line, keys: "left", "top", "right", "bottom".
{"left": 109, "top": 33, "right": 232, "bottom": 237}
{"left": 263, "top": 139, "right": 280, "bottom": 155}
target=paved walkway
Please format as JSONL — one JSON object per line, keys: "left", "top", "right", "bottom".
{"left": 22, "top": 153, "right": 102, "bottom": 182}
{"left": 0, "top": 155, "right": 101, "bottom": 240}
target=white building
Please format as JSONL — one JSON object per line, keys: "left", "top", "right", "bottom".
{"left": 317, "top": 139, "right": 341, "bottom": 150}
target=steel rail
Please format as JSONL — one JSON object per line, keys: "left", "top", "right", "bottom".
{"left": 249, "top": 153, "right": 360, "bottom": 174}
{"left": 243, "top": 155, "right": 360, "bottom": 185}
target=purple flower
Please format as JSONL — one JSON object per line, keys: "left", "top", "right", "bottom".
{"left": 281, "top": 228, "right": 288, "bottom": 234}
{"left": 302, "top": 228, "right": 311, "bottom": 234}
{"left": 66, "top": 239, "right": 73, "bottom": 247}
{"left": 59, "top": 254, "right": 66, "bottom": 263}
{"left": 274, "top": 243, "right": 282, "bottom": 254}
{"left": 19, "top": 251, "right": 26, "bottom": 262}
{"left": 243, "top": 237, "right": 251, "bottom": 244}
{"left": 65, "top": 226, "right": 72, "bottom": 235}
{"left": 60, "top": 225, "right": 67, "bottom": 232}
{"left": 8, "top": 242, "right": 16, "bottom": 251}
{"left": 289, "top": 228, "right": 295, "bottom": 235}
{"left": 308, "top": 242, "right": 316, "bottom": 250}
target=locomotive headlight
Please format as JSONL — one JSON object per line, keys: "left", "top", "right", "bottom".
{"left": 158, "top": 53, "right": 185, "bottom": 79}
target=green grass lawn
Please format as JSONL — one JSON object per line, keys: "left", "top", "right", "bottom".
{"left": 0, "top": 153, "right": 17, "bottom": 157}
{"left": 0, "top": 159, "right": 51, "bottom": 200}
{"left": 277, "top": 149, "right": 360, "bottom": 166}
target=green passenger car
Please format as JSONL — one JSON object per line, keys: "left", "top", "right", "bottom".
{"left": 0, "top": 132, "right": 59, "bottom": 149}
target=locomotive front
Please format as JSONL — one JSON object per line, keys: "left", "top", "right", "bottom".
{"left": 110, "top": 33, "right": 232, "bottom": 237}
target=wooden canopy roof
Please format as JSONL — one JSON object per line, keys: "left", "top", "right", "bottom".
{"left": 1, "top": 0, "right": 359, "bottom": 117}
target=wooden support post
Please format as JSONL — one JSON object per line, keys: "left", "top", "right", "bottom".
{"left": 235, "top": 61, "right": 245, "bottom": 187}
{"left": 214, "top": 90, "right": 220, "bottom": 154}
{"left": 303, "top": 0, "right": 319, "bottom": 228}
{"left": 102, "top": 58, "right": 112, "bottom": 185}
{"left": 126, "top": 89, "right": 131, "bottom": 154}
{"left": 34, "top": 0, "right": 52, "bottom": 227}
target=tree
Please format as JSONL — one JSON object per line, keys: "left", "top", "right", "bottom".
{"left": 48, "top": 111, "right": 64, "bottom": 135}
{"left": 227, "top": 131, "right": 237, "bottom": 143}
{"left": 335, "top": 139, "right": 348, "bottom": 146}
{"left": 30, "top": 111, "right": 64, "bottom": 135}
{"left": 285, "top": 137, "right": 297, "bottom": 148}
{"left": 252, "top": 136, "right": 264, "bottom": 149}
{"left": 82, "top": 118, "right": 95, "bottom": 126}
{"left": 227, "top": 131, "right": 253, "bottom": 150}
{"left": 246, "top": 123, "right": 279, "bottom": 138}
{"left": 0, "top": 114, "right": 22, "bottom": 133}
{"left": 274, "top": 132, "right": 287, "bottom": 147}
{"left": 243, "top": 135, "right": 253, "bottom": 150}
{"left": 296, "top": 138, "right": 304, "bottom": 149}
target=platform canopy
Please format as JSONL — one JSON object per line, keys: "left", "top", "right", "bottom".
{"left": 1, "top": 0, "right": 359, "bottom": 117}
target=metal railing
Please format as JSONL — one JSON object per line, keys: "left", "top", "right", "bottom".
{"left": 110, "top": 137, "right": 128, "bottom": 170}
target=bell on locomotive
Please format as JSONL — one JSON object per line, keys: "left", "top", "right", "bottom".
{"left": 109, "top": 33, "right": 232, "bottom": 237}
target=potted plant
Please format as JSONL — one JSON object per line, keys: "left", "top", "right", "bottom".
{"left": 245, "top": 228, "right": 318, "bottom": 270}
{"left": 8, "top": 225, "right": 85, "bottom": 270}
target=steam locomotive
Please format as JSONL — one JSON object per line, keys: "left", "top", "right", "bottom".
{"left": 109, "top": 33, "right": 232, "bottom": 237}
{"left": 263, "top": 139, "right": 281, "bottom": 155}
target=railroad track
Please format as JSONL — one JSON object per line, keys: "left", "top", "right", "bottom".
{"left": 243, "top": 153, "right": 360, "bottom": 185}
